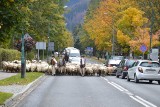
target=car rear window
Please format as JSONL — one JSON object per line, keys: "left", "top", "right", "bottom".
{"left": 126, "top": 60, "right": 136, "bottom": 66}
{"left": 140, "top": 62, "right": 160, "bottom": 67}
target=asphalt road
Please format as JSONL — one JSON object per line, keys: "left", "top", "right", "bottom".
{"left": 15, "top": 75, "right": 160, "bottom": 107}
{"left": 14, "top": 58, "right": 160, "bottom": 107}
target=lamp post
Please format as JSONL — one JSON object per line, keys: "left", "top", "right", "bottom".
{"left": 21, "top": 33, "right": 25, "bottom": 78}
{"left": 104, "top": 12, "right": 115, "bottom": 56}
{"left": 149, "top": 1, "right": 154, "bottom": 59}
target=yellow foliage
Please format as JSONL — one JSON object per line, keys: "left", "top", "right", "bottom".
{"left": 129, "top": 28, "right": 159, "bottom": 52}
{"left": 117, "top": 30, "right": 131, "bottom": 46}
{"left": 8, "top": 0, "right": 14, "bottom": 2}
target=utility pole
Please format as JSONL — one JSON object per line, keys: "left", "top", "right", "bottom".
{"left": 149, "top": 1, "right": 154, "bottom": 59}
{"left": 21, "top": 31, "right": 25, "bottom": 78}
{"left": 104, "top": 12, "right": 115, "bottom": 56}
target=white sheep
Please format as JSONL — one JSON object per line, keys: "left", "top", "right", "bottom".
{"left": 1, "top": 61, "right": 9, "bottom": 72}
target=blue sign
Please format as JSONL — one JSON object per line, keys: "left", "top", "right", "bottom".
{"left": 140, "top": 44, "right": 147, "bottom": 52}
{"left": 86, "top": 47, "right": 93, "bottom": 52}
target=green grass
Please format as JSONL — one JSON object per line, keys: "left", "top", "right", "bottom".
{"left": 0, "top": 92, "right": 13, "bottom": 105}
{"left": 0, "top": 72, "right": 44, "bottom": 86}
{"left": 87, "top": 56, "right": 106, "bottom": 63}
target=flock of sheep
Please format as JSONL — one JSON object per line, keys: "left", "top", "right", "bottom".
{"left": 1, "top": 60, "right": 117, "bottom": 76}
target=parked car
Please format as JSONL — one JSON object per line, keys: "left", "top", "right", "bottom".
{"left": 116, "top": 59, "right": 136, "bottom": 79}
{"left": 127, "top": 60, "right": 160, "bottom": 84}
{"left": 106, "top": 56, "right": 124, "bottom": 67}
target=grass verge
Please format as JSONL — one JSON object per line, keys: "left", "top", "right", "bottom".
{"left": 0, "top": 72, "right": 43, "bottom": 86}
{"left": 87, "top": 56, "right": 106, "bottom": 63}
{"left": 0, "top": 92, "right": 13, "bottom": 105}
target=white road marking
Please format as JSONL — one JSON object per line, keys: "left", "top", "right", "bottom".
{"left": 130, "top": 96, "right": 151, "bottom": 107}
{"left": 108, "top": 82, "right": 124, "bottom": 91}
{"left": 100, "top": 77, "right": 109, "bottom": 82}
{"left": 125, "top": 91, "right": 134, "bottom": 96}
{"left": 101, "top": 77, "right": 157, "bottom": 107}
{"left": 135, "top": 96, "right": 157, "bottom": 107}
{"left": 111, "top": 82, "right": 129, "bottom": 92}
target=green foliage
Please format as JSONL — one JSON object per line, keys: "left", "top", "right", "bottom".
{"left": 0, "top": 48, "right": 20, "bottom": 69}
{"left": 133, "top": 0, "right": 160, "bottom": 33}
{"left": 73, "top": 24, "right": 94, "bottom": 53}
{"left": 0, "top": 48, "right": 20, "bottom": 61}
{"left": 0, "top": 0, "right": 72, "bottom": 51}
{"left": 26, "top": 51, "right": 35, "bottom": 60}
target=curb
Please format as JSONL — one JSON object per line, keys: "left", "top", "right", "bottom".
{"left": 1, "top": 74, "right": 47, "bottom": 107}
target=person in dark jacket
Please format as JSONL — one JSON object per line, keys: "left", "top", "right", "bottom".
{"left": 80, "top": 55, "right": 86, "bottom": 76}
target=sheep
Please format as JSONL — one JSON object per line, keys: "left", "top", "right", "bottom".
{"left": 26, "top": 63, "right": 31, "bottom": 72}
{"left": 107, "top": 66, "right": 117, "bottom": 75}
{"left": 30, "top": 62, "right": 37, "bottom": 72}
{"left": 1, "top": 61, "right": 9, "bottom": 72}
{"left": 47, "top": 65, "right": 52, "bottom": 75}
{"left": 99, "top": 65, "right": 108, "bottom": 76}
{"left": 85, "top": 64, "right": 94, "bottom": 76}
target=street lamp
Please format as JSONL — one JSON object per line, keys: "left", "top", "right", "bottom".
{"left": 104, "top": 12, "right": 115, "bottom": 56}
{"left": 149, "top": 1, "right": 154, "bottom": 59}
{"left": 21, "top": 32, "right": 25, "bottom": 78}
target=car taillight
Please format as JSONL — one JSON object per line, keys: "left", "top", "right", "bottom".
{"left": 123, "top": 66, "right": 128, "bottom": 71}
{"left": 138, "top": 67, "right": 143, "bottom": 73}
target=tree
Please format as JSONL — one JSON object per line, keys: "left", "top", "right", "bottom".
{"left": 0, "top": 0, "right": 73, "bottom": 51}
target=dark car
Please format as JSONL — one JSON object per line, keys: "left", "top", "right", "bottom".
{"left": 115, "top": 59, "right": 136, "bottom": 79}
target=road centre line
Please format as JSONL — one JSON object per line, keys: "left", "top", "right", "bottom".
{"left": 135, "top": 96, "right": 157, "bottom": 107}
{"left": 130, "top": 96, "right": 151, "bottom": 107}
{"left": 101, "top": 77, "right": 109, "bottom": 82}
{"left": 101, "top": 77, "right": 126, "bottom": 91}
{"left": 108, "top": 82, "right": 124, "bottom": 91}
{"left": 111, "top": 82, "right": 129, "bottom": 92}
{"left": 101, "top": 77, "right": 157, "bottom": 107}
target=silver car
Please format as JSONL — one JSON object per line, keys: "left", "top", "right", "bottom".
{"left": 127, "top": 60, "right": 160, "bottom": 84}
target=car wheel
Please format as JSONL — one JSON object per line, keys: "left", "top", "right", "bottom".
{"left": 121, "top": 72, "right": 125, "bottom": 79}
{"left": 134, "top": 74, "right": 139, "bottom": 83}
{"left": 149, "top": 80, "right": 152, "bottom": 84}
{"left": 158, "top": 80, "right": 160, "bottom": 85}
{"left": 127, "top": 74, "right": 130, "bottom": 81}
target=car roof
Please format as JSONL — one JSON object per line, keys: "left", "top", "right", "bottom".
{"left": 135, "top": 59, "right": 159, "bottom": 63}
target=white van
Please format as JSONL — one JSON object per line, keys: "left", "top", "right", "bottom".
{"left": 64, "top": 47, "right": 81, "bottom": 64}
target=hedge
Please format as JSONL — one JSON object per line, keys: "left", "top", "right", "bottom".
{"left": 0, "top": 48, "right": 21, "bottom": 69}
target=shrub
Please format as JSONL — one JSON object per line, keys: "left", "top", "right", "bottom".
{"left": 0, "top": 48, "right": 20, "bottom": 69}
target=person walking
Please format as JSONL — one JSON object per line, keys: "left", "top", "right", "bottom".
{"left": 80, "top": 55, "right": 86, "bottom": 76}
{"left": 51, "top": 55, "right": 57, "bottom": 76}
{"left": 58, "top": 55, "right": 66, "bottom": 75}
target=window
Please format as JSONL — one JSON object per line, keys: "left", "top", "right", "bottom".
{"left": 140, "top": 62, "right": 160, "bottom": 67}
{"left": 69, "top": 53, "right": 80, "bottom": 57}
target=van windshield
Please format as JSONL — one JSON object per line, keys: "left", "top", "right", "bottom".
{"left": 69, "top": 53, "right": 80, "bottom": 57}
{"left": 111, "top": 56, "right": 124, "bottom": 60}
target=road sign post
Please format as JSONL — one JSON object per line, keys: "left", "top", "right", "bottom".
{"left": 140, "top": 44, "right": 147, "bottom": 59}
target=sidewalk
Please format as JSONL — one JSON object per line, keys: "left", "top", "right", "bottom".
{"left": 0, "top": 70, "right": 18, "bottom": 80}
{"left": 0, "top": 70, "right": 46, "bottom": 107}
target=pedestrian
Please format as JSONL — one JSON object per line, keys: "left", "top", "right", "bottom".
{"left": 64, "top": 51, "right": 69, "bottom": 62}
{"left": 51, "top": 55, "right": 57, "bottom": 76}
{"left": 58, "top": 55, "right": 66, "bottom": 75}
{"left": 80, "top": 55, "right": 86, "bottom": 76}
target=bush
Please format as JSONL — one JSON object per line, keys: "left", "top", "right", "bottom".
{"left": 0, "top": 48, "right": 20, "bottom": 69}
{"left": 26, "top": 51, "right": 35, "bottom": 60}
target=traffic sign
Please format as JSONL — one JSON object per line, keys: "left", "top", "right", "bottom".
{"left": 140, "top": 44, "right": 147, "bottom": 52}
